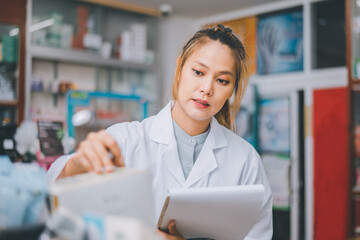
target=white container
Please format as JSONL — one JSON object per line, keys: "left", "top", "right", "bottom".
{"left": 60, "top": 24, "right": 73, "bottom": 49}
{"left": 100, "top": 41, "right": 112, "bottom": 59}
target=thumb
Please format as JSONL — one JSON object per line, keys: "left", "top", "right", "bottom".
{"left": 168, "top": 220, "right": 182, "bottom": 237}
{"left": 109, "top": 149, "right": 125, "bottom": 168}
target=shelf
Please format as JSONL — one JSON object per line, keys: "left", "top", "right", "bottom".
{"left": 29, "top": 45, "right": 154, "bottom": 71}
{"left": 351, "top": 83, "right": 360, "bottom": 92}
{"left": 0, "top": 100, "right": 18, "bottom": 106}
{"left": 75, "top": 118, "right": 130, "bottom": 130}
{"left": 351, "top": 77, "right": 360, "bottom": 81}
{"left": 31, "top": 90, "right": 65, "bottom": 96}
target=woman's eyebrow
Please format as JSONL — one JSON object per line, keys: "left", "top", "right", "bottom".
{"left": 194, "top": 61, "right": 209, "bottom": 69}
{"left": 194, "top": 61, "right": 234, "bottom": 76}
{"left": 219, "top": 71, "right": 234, "bottom": 76}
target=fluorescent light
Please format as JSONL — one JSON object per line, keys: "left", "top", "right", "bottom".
{"left": 357, "top": 0, "right": 360, "bottom": 7}
{"left": 9, "top": 28, "right": 19, "bottom": 36}
{"left": 8, "top": 18, "right": 55, "bottom": 36}
{"left": 30, "top": 18, "right": 55, "bottom": 32}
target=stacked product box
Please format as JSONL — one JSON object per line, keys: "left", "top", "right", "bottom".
{"left": 72, "top": 5, "right": 88, "bottom": 49}
{"left": 119, "top": 23, "right": 147, "bottom": 63}
{"left": 131, "top": 23, "right": 147, "bottom": 63}
{"left": 47, "top": 12, "right": 63, "bottom": 48}
{"left": 120, "top": 30, "right": 132, "bottom": 61}
{"left": 1, "top": 35, "right": 18, "bottom": 63}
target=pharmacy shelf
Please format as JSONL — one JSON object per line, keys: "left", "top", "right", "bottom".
{"left": 29, "top": 45, "right": 154, "bottom": 71}
{"left": 0, "top": 100, "right": 18, "bottom": 106}
{"left": 352, "top": 83, "right": 360, "bottom": 92}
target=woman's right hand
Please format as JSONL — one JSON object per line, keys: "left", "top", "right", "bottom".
{"left": 58, "top": 129, "right": 124, "bottom": 179}
{"left": 158, "top": 220, "right": 186, "bottom": 240}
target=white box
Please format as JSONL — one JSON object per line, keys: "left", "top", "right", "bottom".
{"left": 84, "top": 213, "right": 165, "bottom": 240}
{"left": 49, "top": 168, "right": 155, "bottom": 228}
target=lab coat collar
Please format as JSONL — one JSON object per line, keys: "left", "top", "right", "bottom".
{"left": 150, "top": 101, "right": 185, "bottom": 185}
{"left": 150, "top": 101, "right": 229, "bottom": 188}
{"left": 149, "top": 101, "right": 174, "bottom": 145}
{"left": 150, "top": 101, "right": 228, "bottom": 148}
{"left": 185, "top": 117, "right": 228, "bottom": 188}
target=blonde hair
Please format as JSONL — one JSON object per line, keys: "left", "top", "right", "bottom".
{"left": 172, "top": 24, "right": 248, "bottom": 131}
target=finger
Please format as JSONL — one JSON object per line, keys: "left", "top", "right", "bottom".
{"left": 113, "top": 152, "right": 125, "bottom": 168}
{"left": 80, "top": 139, "right": 104, "bottom": 173}
{"left": 88, "top": 137, "right": 114, "bottom": 172}
{"left": 168, "top": 220, "right": 177, "bottom": 235}
{"left": 75, "top": 142, "right": 96, "bottom": 172}
{"left": 74, "top": 152, "right": 92, "bottom": 172}
{"left": 168, "top": 220, "right": 183, "bottom": 238}
{"left": 98, "top": 130, "right": 125, "bottom": 167}
{"left": 67, "top": 151, "right": 92, "bottom": 174}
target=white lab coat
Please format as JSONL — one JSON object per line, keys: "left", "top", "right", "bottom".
{"left": 47, "top": 101, "right": 273, "bottom": 239}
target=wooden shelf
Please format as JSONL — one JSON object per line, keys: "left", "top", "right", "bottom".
{"left": 29, "top": 45, "right": 154, "bottom": 71}
{"left": 352, "top": 85, "right": 360, "bottom": 91}
{"left": 75, "top": 119, "right": 127, "bottom": 131}
{"left": 0, "top": 100, "right": 18, "bottom": 106}
{"left": 31, "top": 90, "right": 65, "bottom": 95}
{"left": 353, "top": 186, "right": 360, "bottom": 195}
{"left": 351, "top": 80, "right": 360, "bottom": 91}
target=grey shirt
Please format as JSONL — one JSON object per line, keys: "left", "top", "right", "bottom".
{"left": 172, "top": 120, "right": 210, "bottom": 179}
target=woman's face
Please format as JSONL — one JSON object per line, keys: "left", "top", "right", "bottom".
{"left": 174, "top": 40, "right": 236, "bottom": 124}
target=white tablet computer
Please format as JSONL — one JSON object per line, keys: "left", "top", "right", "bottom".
{"left": 157, "top": 184, "right": 264, "bottom": 240}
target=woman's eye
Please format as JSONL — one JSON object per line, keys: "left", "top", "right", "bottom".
{"left": 192, "top": 69, "right": 203, "bottom": 76}
{"left": 217, "top": 78, "right": 230, "bottom": 85}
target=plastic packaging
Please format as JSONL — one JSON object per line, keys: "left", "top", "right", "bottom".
{"left": 0, "top": 156, "right": 47, "bottom": 228}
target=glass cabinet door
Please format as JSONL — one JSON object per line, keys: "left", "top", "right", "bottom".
{"left": 349, "top": 0, "right": 360, "bottom": 237}
{"left": 0, "top": 23, "right": 20, "bottom": 125}
{"left": 353, "top": 92, "right": 360, "bottom": 236}
{"left": 351, "top": 0, "right": 360, "bottom": 80}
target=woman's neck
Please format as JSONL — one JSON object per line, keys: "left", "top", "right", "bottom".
{"left": 171, "top": 101, "right": 210, "bottom": 136}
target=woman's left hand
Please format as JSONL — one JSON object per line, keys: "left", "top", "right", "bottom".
{"left": 158, "top": 220, "right": 186, "bottom": 240}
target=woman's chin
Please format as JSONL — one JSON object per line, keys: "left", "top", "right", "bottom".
{"left": 187, "top": 112, "right": 212, "bottom": 123}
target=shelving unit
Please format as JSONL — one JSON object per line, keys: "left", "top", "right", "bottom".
{"left": 66, "top": 90, "right": 148, "bottom": 142}
{"left": 346, "top": 0, "right": 360, "bottom": 237}
{"left": 0, "top": 0, "right": 27, "bottom": 125}
{"left": 0, "top": 101, "right": 19, "bottom": 106}
{"left": 29, "top": 45, "right": 154, "bottom": 71}
{"left": 27, "top": 0, "right": 160, "bottom": 122}
{"left": 197, "top": 1, "right": 347, "bottom": 240}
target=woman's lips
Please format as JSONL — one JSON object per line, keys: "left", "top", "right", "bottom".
{"left": 193, "top": 99, "right": 210, "bottom": 109}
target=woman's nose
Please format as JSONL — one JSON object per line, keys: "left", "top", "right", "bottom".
{"left": 200, "top": 78, "right": 214, "bottom": 96}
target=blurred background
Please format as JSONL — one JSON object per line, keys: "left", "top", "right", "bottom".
{"left": 0, "top": 0, "right": 358, "bottom": 239}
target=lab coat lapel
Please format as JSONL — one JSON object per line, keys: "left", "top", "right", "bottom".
{"left": 163, "top": 139, "right": 186, "bottom": 186}
{"left": 150, "top": 102, "right": 185, "bottom": 186}
{"left": 185, "top": 118, "right": 228, "bottom": 188}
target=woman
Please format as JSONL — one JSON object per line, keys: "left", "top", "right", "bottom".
{"left": 47, "top": 24, "right": 273, "bottom": 239}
